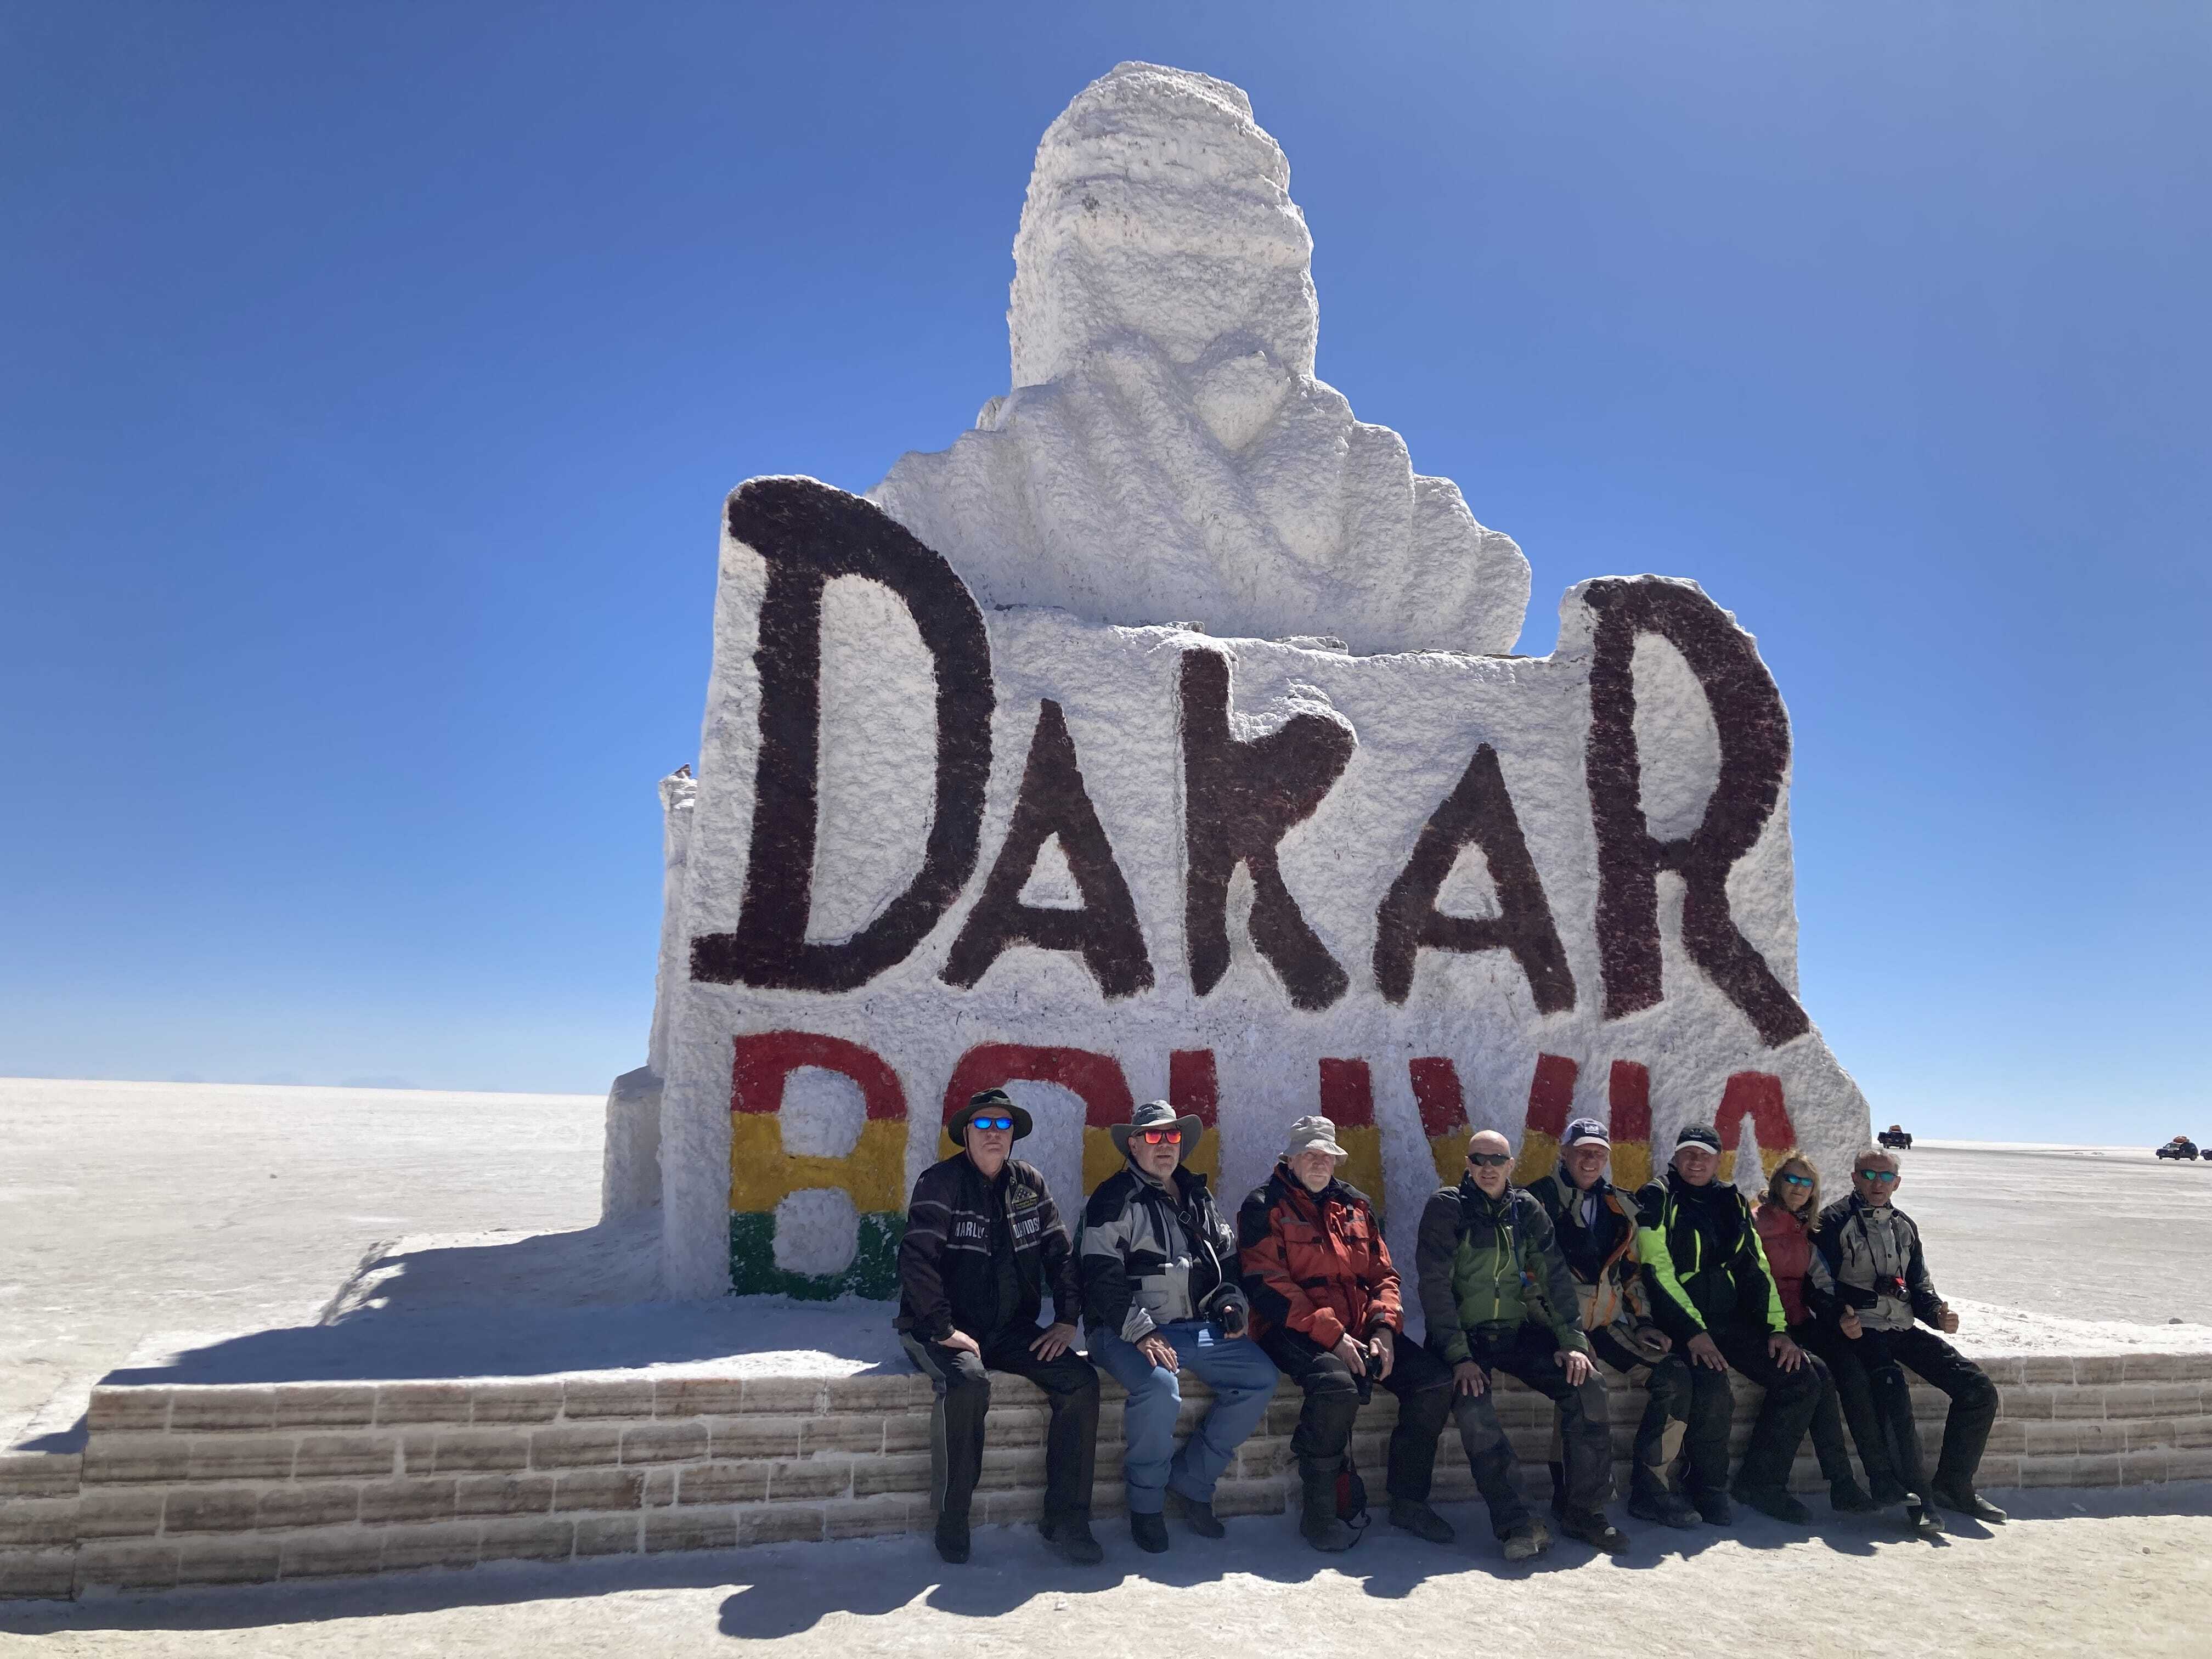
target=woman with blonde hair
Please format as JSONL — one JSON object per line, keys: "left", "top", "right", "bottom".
{"left": 1752, "top": 1152, "right": 1878, "bottom": 1513}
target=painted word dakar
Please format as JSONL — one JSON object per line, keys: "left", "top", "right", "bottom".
{"left": 692, "top": 479, "right": 1808, "bottom": 1047}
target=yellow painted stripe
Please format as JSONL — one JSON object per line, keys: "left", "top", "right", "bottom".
{"left": 1511, "top": 1129, "right": 1560, "bottom": 1187}
{"left": 729, "top": 1114, "right": 906, "bottom": 1214}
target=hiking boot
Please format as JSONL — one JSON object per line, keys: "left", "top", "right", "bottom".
{"left": 1734, "top": 1484, "right": 1812, "bottom": 1525}
{"left": 1905, "top": 1497, "right": 1945, "bottom": 1537}
{"left": 1164, "top": 1488, "right": 1225, "bottom": 1538}
{"left": 1829, "top": 1478, "right": 1880, "bottom": 1514}
{"left": 1297, "top": 1458, "right": 1357, "bottom": 1553}
{"left": 1930, "top": 1483, "right": 2007, "bottom": 1523}
{"left": 1387, "top": 1499, "right": 1454, "bottom": 1544}
{"left": 1689, "top": 1487, "right": 1733, "bottom": 1526}
{"left": 1499, "top": 1517, "right": 1552, "bottom": 1562}
{"left": 933, "top": 1513, "right": 970, "bottom": 1565}
{"left": 1040, "top": 1516, "right": 1104, "bottom": 1565}
{"left": 1556, "top": 1510, "right": 1631, "bottom": 1552}
{"left": 1628, "top": 1491, "right": 1701, "bottom": 1529}
{"left": 1128, "top": 1511, "right": 1170, "bottom": 1554}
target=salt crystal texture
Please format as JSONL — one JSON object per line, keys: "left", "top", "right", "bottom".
{"left": 873, "top": 63, "right": 1531, "bottom": 659}
{"left": 642, "top": 63, "right": 1875, "bottom": 1299}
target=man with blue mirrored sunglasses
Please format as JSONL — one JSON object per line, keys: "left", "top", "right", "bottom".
{"left": 897, "top": 1087, "right": 1103, "bottom": 1567}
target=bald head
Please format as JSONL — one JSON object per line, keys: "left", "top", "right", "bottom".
{"left": 1465, "top": 1130, "right": 1513, "bottom": 1196}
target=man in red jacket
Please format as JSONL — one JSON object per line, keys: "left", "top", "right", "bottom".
{"left": 1239, "top": 1115, "right": 1456, "bottom": 1551}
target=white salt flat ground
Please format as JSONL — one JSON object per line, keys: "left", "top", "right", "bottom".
{"left": 10, "top": 1079, "right": 2212, "bottom": 1451}
{"left": 4, "top": 1484, "right": 2207, "bottom": 1657}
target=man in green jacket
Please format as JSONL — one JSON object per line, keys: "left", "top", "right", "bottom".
{"left": 1636, "top": 1123, "right": 1821, "bottom": 1525}
{"left": 1417, "top": 1130, "right": 1628, "bottom": 1560}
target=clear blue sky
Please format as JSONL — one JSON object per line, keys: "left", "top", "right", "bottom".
{"left": 3, "top": 5, "right": 2205, "bottom": 1140}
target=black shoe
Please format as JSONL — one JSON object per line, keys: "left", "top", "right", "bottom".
{"left": 1129, "top": 1511, "right": 1170, "bottom": 1554}
{"left": 1734, "top": 1485, "right": 1812, "bottom": 1525}
{"left": 1557, "top": 1510, "right": 1631, "bottom": 1552}
{"left": 1387, "top": 1499, "right": 1455, "bottom": 1543}
{"left": 1628, "top": 1491, "right": 1701, "bottom": 1530}
{"left": 1870, "top": 1477, "right": 1912, "bottom": 1506}
{"left": 1041, "top": 1516, "right": 1105, "bottom": 1564}
{"left": 1905, "top": 1497, "right": 1945, "bottom": 1537}
{"left": 1829, "top": 1478, "right": 1880, "bottom": 1514}
{"left": 1164, "top": 1488, "right": 1226, "bottom": 1539}
{"left": 934, "top": 1514, "right": 970, "bottom": 1565}
{"left": 1690, "top": 1487, "right": 1733, "bottom": 1526}
{"left": 1930, "top": 1483, "right": 2007, "bottom": 1523}
{"left": 1297, "top": 1458, "right": 1358, "bottom": 1553}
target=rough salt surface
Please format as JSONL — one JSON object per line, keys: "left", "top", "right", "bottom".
{"left": 871, "top": 62, "right": 1530, "bottom": 658}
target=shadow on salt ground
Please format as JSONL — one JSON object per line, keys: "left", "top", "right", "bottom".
{"left": 8, "top": 1486, "right": 2207, "bottom": 1639}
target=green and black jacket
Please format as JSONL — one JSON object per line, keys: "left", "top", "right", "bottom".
{"left": 1634, "top": 1171, "right": 1789, "bottom": 1342}
{"left": 1415, "top": 1177, "right": 1590, "bottom": 1366}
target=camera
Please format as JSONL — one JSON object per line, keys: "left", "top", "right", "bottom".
{"left": 1203, "top": 1284, "right": 1250, "bottom": 1339}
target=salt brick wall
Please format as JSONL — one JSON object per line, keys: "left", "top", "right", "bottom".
{"left": 4, "top": 1355, "right": 2210, "bottom": 1599}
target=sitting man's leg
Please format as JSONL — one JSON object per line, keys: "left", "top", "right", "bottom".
{"left": 1484, "top": 1323, "right": 1626, "bottom": 1551}
{"left": 1591, "top": 1331, "right": 1697, "bottom": 1527}
{"left": 1161, "top": 1319, "right": 1279, "bottom": 1537}
{"left": 1894, "top": 1328, "right": 2004, "bottom": 1522}
{"left": 900, "top": 1331, "right": 991, "bottom": 1564}
{"left": 1447, "top": 1334, "right": 1546, "bottom": 1559}
{"left": 985, "top": 1326, "right": 1101, "bottom": 1562}
{"left": 1679, "top": 1347, "right": 1739, "bottom": 1523}
{"left": 1086, "top": 1324, "right": 1178, "bottom": 1553}
{"left": 1259, "top": 1325, "right": 1362, "bottom": 1551}
{"left": 1801, "top": 1321, "right": 1908, "bottom": 1503}
{"left": 1708, "top": 1325, "right": 1821, "bottom": 1523}
{"left": 1376, "top": 1338, "right": 1456, "bottom": 1542}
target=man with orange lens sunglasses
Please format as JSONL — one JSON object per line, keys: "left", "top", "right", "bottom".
{"left": 1081, "top": 1099, "right": 1277, "bottom": 1553}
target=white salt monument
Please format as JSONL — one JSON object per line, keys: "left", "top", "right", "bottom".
{"left": 612, "top": 61, "right": 1874, "bottom": 1302}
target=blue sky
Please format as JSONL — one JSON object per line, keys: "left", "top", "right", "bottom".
{"left": 3, "top": 5, "right": 2205, "bottom": 1140}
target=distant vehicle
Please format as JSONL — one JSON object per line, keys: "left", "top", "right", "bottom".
{"left": 1878, "top": 1124, "right": 1913, "bottom": 1151}
{"left": 2157, "top": 1137, "right": 2199, "bottom": 1161}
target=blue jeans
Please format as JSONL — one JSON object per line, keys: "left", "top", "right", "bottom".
{"left": 1090, "top": 1319, "right": 1279, "bottom": 1513}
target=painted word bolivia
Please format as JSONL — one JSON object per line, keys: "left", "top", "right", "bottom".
{"left": 624, "top": 63, "right": 1872, "bottom": 1301}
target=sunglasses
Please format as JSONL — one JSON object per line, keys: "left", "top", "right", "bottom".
{"left": 1138, "top": 1129, "right": 1183, "bottom": 1146}
{"left": 1855, "top": 1169, "right": 1899, "bottom": 1183}
{"left": 1466, "top": 1152, "right": 1513, "bottom": 1168}
{"left": 1779, "top": 1173, "right": 1813, "bottom": 1187}
{"left": 969, "top": 1116, "right": 1015, "bottom": 1132}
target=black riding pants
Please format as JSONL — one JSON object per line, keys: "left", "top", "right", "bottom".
{"left": 900, "top": 1325, "right": 1100, "bottom": 1525}
{"left": 1680, "top": 1325, "right": 1822, "bottom": 1493}
{"left": 1261, "top": 1325, "right": 1453, "bottom": 1502}
{"left": 1435, "top": 1322, "right": 1611, "bottom": 1535}
{"left": 1588, "top": 1330, "right": 1693, "bottom": 1497}
{"left": 1806, "top": 1323, "right": 1997, "bottom": 1493}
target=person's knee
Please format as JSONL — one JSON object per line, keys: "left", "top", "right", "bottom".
{"left": 1452, "top": 1394, "right": 1505, "bottom": 1447}
{"left": 1298, "top": 1361, "right": 1359, "bottom": 1403}
{"left": 1956, "top": 1368, "right": 1999, "bottom": 1413}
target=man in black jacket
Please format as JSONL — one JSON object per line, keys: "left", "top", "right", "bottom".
{"left": 896, "top": 1088, "right": 1103, "bottom": 1566}
{"left": 1636, "top": 1124, "right": 1821, "bottom": 1525}
{"left": 1526, "top": 1117, "right": 1699, "bottom": 1528}
{"left": 1807, "top": 1146, "right": 2004, "bottom": 1528}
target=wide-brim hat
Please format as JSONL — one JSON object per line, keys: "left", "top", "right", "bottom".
{"left": 1108, "top": 1099, "right": 1204, "bottom": 1157}
{"left": 945, "top": 1087, "right": 1033, "bottom": 1148}
{"left": 1282, "top": 1114, "right": 1348, "bottom": 1160}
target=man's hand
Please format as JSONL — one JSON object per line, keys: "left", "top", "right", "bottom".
{"left": 1136, "top": 1332, "right": 1179, "bottom": 1373}
{"left": 1684, "top": 1332, "right": 1728, "bottom": 1373}
{"left": 1452, "top": 1360, "right": 1488, "bottom": 1397}
{"left": 1332, "top": 1334, "right": 1369, "bottom": 1378}
{"left": 1839, "top": 1308, "right": 1864, "bottom": 1340}
{"left": 1558, "top": 1349, "right": 1593, "bottom": 1386}
{"left": 1937, "top": 1304, "right": 1960, "bottom": 1335}
{"left": 1030, "top": 1323, "right": 1077, "bottom": 1361}
{"left": 1769, "top": 1334, "right": 1805, "bottom": 1371}
{"left": 941, "top": 1329, "right": 981, "bottom": 1357}
{"left": 1368, "top": 1327, "right": 1396, "bottom": 1381}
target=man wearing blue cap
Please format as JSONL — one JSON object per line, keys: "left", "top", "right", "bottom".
{"left": 897, "top": 1087, "right": 1102, "bottom": 1567}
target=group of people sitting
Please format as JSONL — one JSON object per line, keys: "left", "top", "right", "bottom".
{"left": 894, "top": 1089, "right": 2004, "bottom": 1567}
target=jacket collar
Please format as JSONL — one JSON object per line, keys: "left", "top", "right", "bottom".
{"left": 1457, "top": 1174, "right": 1515, "bottom": 1216}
